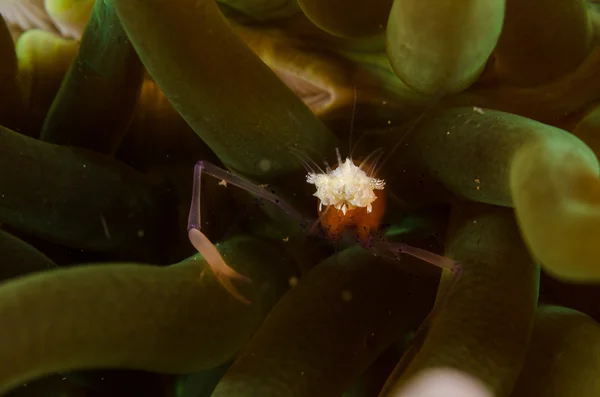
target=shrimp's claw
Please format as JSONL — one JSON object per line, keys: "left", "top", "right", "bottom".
{"left": 188, "top": 228, "right": 253, "bottom": 305}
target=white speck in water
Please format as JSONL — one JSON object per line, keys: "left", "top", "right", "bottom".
{"left": 289, "top": 276, "right": 298, "bottom": 287}
{"left": 100, "top": 214, "right": 111, "bottom": 239}
{"left": 82, "top": 164, "right": 87, "bottom": 168}
{"left": 137, "top": 229, "right": 145, "bottom": 237}
{"left": 341, "top": 290, "right": 352, "bottom": 302}
{"left": 258, "top": 158, "right": 272, "bottom": 172}
{"left": 473, "top": 106, "right": 484, "bottom": 114}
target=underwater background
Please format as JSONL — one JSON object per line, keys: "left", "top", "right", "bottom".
{"left": 1, "top": 0, "right": 600, "bottom": 396}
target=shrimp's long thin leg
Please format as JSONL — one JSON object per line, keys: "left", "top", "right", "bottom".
{"left": 378, "top": 242, "right": 459, "bottom": 273}
{"left": 187, "top": 161, "right": 310, "bottom": 304}
{"left": 374, "top": 241, "right": 462, "bottom": 379}
{"left": 375, "top": 242, "right": 462, "bottom": 322}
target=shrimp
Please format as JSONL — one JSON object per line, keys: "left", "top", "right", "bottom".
{"left": 187, "top": 147, "right": 460, "bottom": 306}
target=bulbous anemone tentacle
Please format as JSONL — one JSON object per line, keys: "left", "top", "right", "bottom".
{"left": 381, "top": 203, "right": 539, "bottom": 397}
{"left": 0, "top": 15, "right": 25, "bottom": 132}
{"left": 231, "top": 21, "right": 355, "bottom": 118}
{"left": 0, "top": 236, "right": 293, "bottom": 395}
{"left": 211, "top": 247, "right": 437, "bottom": 397}
{"left": 511, "top": 305, "right": 600, "bottom": 396}
{"left": 0, "top": 229, "right": 57, "bottom": 281}
{"left": 449, "top": 43, "right": 600, "bottom": 124}
{"left": 493, "top": 0, "right": 593, "bottom": 86}
{"left": 390, "top": 107, "right": 600, "bottom": 281}
{"left": 110, "top": 0, "right": 338, "bottom": 179}
{"left": 44, "top": 0, "right": 95, "bottom": 39}
{"left": 41, "top": 0, "right": 144, "bottom": 154}
{"left": 386, "top": 0, "right": 505, "bottom": 95}
{"left": 297, "top": 0, "right": 393, "bottom": 39}
{"left": 0, "top": 124, "right": 172, "bottom": 259}
{"left": 0, "top": 0, "right": 56, "bottom": 34}
{"left": 14, "top": 29, "right": 78, "bottom": 134}
{"left": 391, "top": 368, "right": 493, "bottom": 397}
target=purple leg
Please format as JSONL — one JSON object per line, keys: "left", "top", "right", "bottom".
{"left": 374, "top": 241, "right": 462, "bottom": 317}
{"left": 372, "top": 241, "right": 463, "bottom": 383}
{"left": 377, "top": 243, "right": 461, "bottom": 331}
{"left": 374, "top": 242, "right": 460, "bottom": 273}
{"left": 187, "top": 161, "right": 310, "bottom": 304}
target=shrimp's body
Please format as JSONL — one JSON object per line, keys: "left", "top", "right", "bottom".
{"left": 188, "top": 149, "right": 457, "bottom": 306}
{"left": 306, "top": 149, "right": 386, "bottom": 246}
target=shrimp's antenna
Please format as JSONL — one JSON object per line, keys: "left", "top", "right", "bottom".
{"left": 290, "top": 146, "right": 325, "bottom": 175}
{"left": 348, "top": 84, "right": 357, "bottom": 158}
{"left": 376, "top": 94, "right": 444, "bottom": 174}
{"left": 359, "top": 147, "right": 385, "bottom": 176}
{"left": 348, "top": 85, "right": 378, "bottom": 163}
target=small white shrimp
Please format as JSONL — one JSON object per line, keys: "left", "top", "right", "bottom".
{"left": 187, "top": 148, "right": 459, "bottom": 305}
